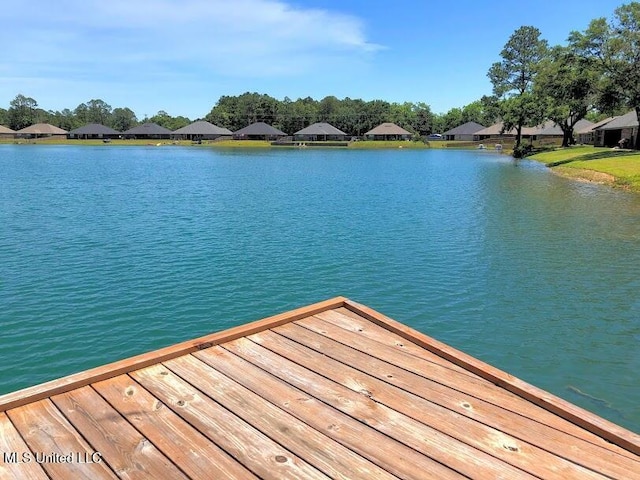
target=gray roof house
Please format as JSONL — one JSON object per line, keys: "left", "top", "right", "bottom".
{"left": 68, "top": 123, "right": 121, "bottom": 139}
{"left": 474, "top": 122, "right": 544, "bottom": 141}
{"left": 171, "top": 121, "right": 233, "bottom": 140}
{"left": 122, "top": 123, "right": 172, "bottom": 139}
{"left": 577, "top": 117, "right": 615, "bottom": 144}
{"left": 294, "top": 122, "right": 347, "bottom": 141}
{"left": 533, "top": 119, "right": 594, "bottom": 137}
{"left": 593, "top": 110, "right": 638, "bottom": 147}
{"left": 443, "top": 122, "right": 486, "bottom": 141}
{"left": 233, "top": 122, "right": 287, "bottom": 140}
{"left": 364, "top": 123, "right": 412, "bottom": 140}
{"left": 16, "top": 123, "right": 68, "bottom": 138}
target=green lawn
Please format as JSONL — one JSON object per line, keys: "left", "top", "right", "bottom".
{"left": 530, "top": 146, "right": 640, "bottom": 191}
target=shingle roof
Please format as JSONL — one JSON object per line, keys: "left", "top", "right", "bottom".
{"left": 172, "top": 121, "right": 233, "bottom": 136}
{"left": 294, "top": 122, "right": 347, "bottom": 136}
{"left": 364, "top": 123, "right": 412, "bottom": 136}
{"left": 17, "top": 123, "right": 68, "bottom": 134}
{"left": 234, "top": 122, "right": 287, "bottom": 136}
{"left": 536, "top": 119, "right": 594, "bottom": 136}
{"left": 577, "top": 117, "right": 615, "bottom": 134}
{"left": 442, "top": 122, "right": 486, "bottom": 136}
{"left": 69, "top": 123, "right": 121, "bottom": 135}
{"left": 123, "top": 123, "right": 173, "bottom": 135}
{"left": 474, "top": 122, "right": 537, "bottom": 136}
{"left": 595, "top": 110, "right": 639, "bottom": 130}
{"left": 0, "top": 125, "right": 15, "bottom": 134}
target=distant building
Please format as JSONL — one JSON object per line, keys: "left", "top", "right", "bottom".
{"left": 122, "top": 123, "right": 172, "bottom": 139}
{"left": 364, "top": 123, "right": 412, "bottom": 140}
{"left": 16, "top": 123, "right": 68, "bottom": 138}
{"left": 233, "top": 122, "right": 287, "bottom": 140}
{"left": 442, "top": 122, "right": 485, "bottom": 141}
{"left": 593, "top": 110, "right": 638, "bottom": 147}
{"left": 171, "top": 121, "right": 233, "bottom": 141}
{"left": 0, "top": 125, "right": 15, "bottom": 139}
{"left": 68, "top": 123, "right": 121, "bottom": 139}
{"left": 293, "top": 122, "right": 347, "bottom": 141}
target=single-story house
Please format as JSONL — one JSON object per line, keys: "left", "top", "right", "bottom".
{"left": 474, "top": 122, "right": 537, "bottom": 141}
{"left": 68, "top": 123, "right": 121, "bottom": 140}
{"left": 531, "top": 119, "right": 594, "bottom": 143}
{"left": 577, "top": 117, "right": 615, "bottom": 145}
{"left": 16, "top": 123, "right": 68, "bottom": 138}
{"left": 233, "top": 122, "right": 287, "bottom": 140}
{"left": 171, "top": 121, "right": 233, "bottom": 141}
{"left": 0, "top": 125, "right": 15, "bottom": 138}
{"left": 122, "top": 123, "right": 172, "bottom": 140}
{"left": 293, "top": 122, "right": 348, "bottom": 141}
{"left": 593, "top": 110, "right": 638, "bottom": 147}
{"left": 443, "top": 122, "right": 486, "bottom": 141}
{"left": 364, "top": 123, "right": 412, "bottom": 140}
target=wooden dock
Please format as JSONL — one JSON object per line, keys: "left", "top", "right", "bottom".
{"left": 1, "top": 297, "right": 638, "bottom": 479}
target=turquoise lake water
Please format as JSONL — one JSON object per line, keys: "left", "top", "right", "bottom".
{"left": 1, "top": 144, "right": 639, "bottom": 433}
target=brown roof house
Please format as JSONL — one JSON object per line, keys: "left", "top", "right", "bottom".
{"left": 294, "top": 122, "right": 348, "bottom": 141}
{"left": 0, "top": 125, "right": 15, "bottom": 139}
{"left": 171, "top": 121, "right": 233, "bottom": 141}
{"left": 16, "top": 123, "right": 68, "bottom": 138}
{"left": 233, "top": 122, "right": 287, "bottom": 140}
{"left": 122, "top": 123, "right": 172, "bottom": 140}
{"left": 443, "top": 122, "right": 486, "bottom": 141}
{"left": 593, "top": 110, "right": 639, "bottom": 147}
{"left": 364, "top": 123, "right": 412, "bottom": 140}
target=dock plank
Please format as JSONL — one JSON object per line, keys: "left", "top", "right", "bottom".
{"left": 195, "top": 345, "right": 464, "bottom": 480}
{"left": 344, "top": 298, "right": 640, "bottom": 456}
{"left": 320, "top": 308, "right": 482, "bottom": 378}
{"left": 51, "top": 385, "right": 189, "bottom": 480}
{"left": 131, "top": 363, "right": 331, "bottom": 480}
{"left": 0, "top": 298, "right": 637, "bottom": 479}
{"left": 0, "top": 412, "right": 49, "bottom": 480}
{"left": 273, "top": 322, "right": 640, "bottom": 479}
{"left": 166, "top": 353, "right": 399, "bottom": 480}
{"left": 7, "top": 399, "right": 118, "bottom": 480}
{"left": 298, "top": 314, "right": 633, "bottom": 453}
{"left": 224, "top": 336, "right": 539, "bottom": 480}
{"left": 93, "top": 374, "right": 258, "bottom": 480}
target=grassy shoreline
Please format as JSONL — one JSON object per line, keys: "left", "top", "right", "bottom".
{"left": 529, "top": 146, "right": 640, "bottom": 192}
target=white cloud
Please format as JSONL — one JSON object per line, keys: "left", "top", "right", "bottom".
{"left": 1, "top": 0, "right": 381, "bottom": 81}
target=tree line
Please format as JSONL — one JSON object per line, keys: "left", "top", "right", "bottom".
{"left": 1, "top": 2, "right": 638, "bottom": 151}
{"left": 0, "top": 93, "right": 497, "bottom": 140}
{"left": 489, "top": 1, "right": 640, "bottom": 154}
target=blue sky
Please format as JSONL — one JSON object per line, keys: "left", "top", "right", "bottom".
{"left": 0, "top": 0, "right": 627, "bottom": 120}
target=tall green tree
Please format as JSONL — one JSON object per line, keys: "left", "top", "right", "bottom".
{"left": 534, "top": 46, "right": 600, "bottom": 147}
{"left": 110, "top": 107, "right": 137, "bottom": 132}
{"left": 0, "top": 107, "right": 8, "bottom": 126}
{"left": 149, "top": 110, "right": 190, "bottom": 130}
{"left": 569, "top": 2, "right": 640, "bottom": 149}
{"left": 86, "top": 99, "right": 112, "bottom": 125}
{"left": 7, "top": 94, "right": 39, "bottom": 130}
{"left": 488, "top": 26, "right": 548, "bottom": 153}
